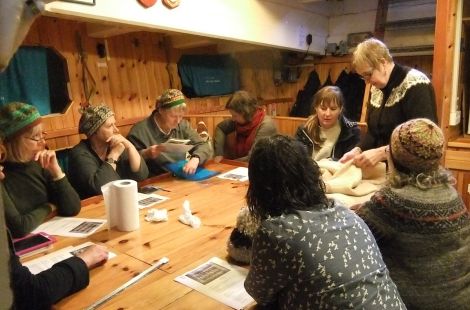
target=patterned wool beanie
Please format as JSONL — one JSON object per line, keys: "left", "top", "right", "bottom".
{"left": 156, "top": 89, "right": 186, "bottom": 110}
{"left": 227, "top": 207, "right": 260, "bottom": 264}
{"left": 78, "top": 105, "right": 114, "bottom": 137}
{"left": 0, "top": 102, "right": 41, "bottom": 139}
{"left": 390, "top": 118, "right": 444, "bottom": 174}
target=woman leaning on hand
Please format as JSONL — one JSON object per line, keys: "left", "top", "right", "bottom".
{"left": 68, "top": 105, "right": 148, "bottom": 199}
{"left": 0, "top": 102, "right": 80, "bottom": 238}
{"left": 340, "top": 37, "right": 437, "bottom": 168}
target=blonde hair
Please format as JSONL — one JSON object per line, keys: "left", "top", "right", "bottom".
{"left": 352, "top": 37, "right": 393, "bottom": 71}
{"left": 304, "top": 86, "right": 344, "bottom": 145}
{"left": 4, "top": 125, "right": 42, "bottom": 163}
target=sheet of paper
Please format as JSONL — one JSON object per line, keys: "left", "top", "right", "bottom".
{"left": 161, "top": 139, "right": 193, "bottom": 154}
{"left": 23, "top": 241, "right": 116, "bottom": 275}
{"left": 32, "top": 217, "right": 106, "bottom": 237}
{"left": 137, "top": 192, "right": 169, "bottom": 209}
{"left": 175, "top": 257, "right": 254, "bottom": 310}
{"left": 217, "top": 167, "right": 249, "bottom": 182}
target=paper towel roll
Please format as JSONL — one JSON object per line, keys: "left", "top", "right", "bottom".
{"left": 101, "top": 179, "right": 140, "bottom": 232}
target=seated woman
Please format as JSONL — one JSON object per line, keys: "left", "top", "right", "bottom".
{"left": 127, "top": 89, "right": 212, "bottom": 176}
{"left": 68, "top": 105, "right": 149, "bottom": 199}
{"left": 213, "top": 90, "right": 277, "bottom": 162}
{"left": 0, "top": 102, "right": 80, "bottom": 238}
{"left": 244, "top": 135, "right": 404, "bottom": 309}
{"left": 295, "top": 86, "right": 360, "bottom": 161}
{"left": 0, "top": 143, "right": 108, "bottom": 309}
{"left": 355, "top": 118, "right": 470, "bottom": 308}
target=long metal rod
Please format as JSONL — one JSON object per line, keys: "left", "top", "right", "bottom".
{"left": 86, "top": 257, "right": 170, "bottom": 310}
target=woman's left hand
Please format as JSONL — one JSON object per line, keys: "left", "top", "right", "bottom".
{"left": 183, "top": 157, "right": 200, "bottom": 175}
{"left": 34, "top": 149, "right": 63, "bottom": 178}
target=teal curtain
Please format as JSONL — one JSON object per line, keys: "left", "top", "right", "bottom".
{"left": 0, "top": 46, "right": 51, "bottom": 115}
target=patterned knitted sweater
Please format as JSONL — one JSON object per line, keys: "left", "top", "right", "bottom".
{"left": 356, "top": 184, "right": 470, "bottom": 310}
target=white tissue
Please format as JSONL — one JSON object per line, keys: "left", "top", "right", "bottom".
{"left": 178, "top": 200, "right": 201, "bottom": 228}
{"left": 101, "top": 180, "right": 140, "bottom": 232}
{"left": 145, "top": 208, "right": 168, "bottom": 222}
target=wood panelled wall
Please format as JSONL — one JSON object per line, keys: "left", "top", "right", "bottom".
{"left": 22, "top": 16, "right": 433, "bottom": 152}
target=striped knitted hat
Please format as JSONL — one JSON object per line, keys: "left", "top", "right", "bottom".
{"left": 156, "top": 89, "right": 186, "bottom": 110}
{"left": 79, "top": 105, "right": 114, "bottom": 137}
{"left": 0, "top": 102, "right": 42, "bottom": 139}
{"left": 390, "top": 118, "right": 443, "bottom": 174}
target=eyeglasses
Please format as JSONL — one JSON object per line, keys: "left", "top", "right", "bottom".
{"left": 25, "top": 132, "right": 47, "bottom": 142}
{"left": 359, "top": 68, "right": 375, "bottom": 81}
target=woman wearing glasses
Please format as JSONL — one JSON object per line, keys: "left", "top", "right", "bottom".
{"left": 0, "top": 102, "right": 81, "bottom": 237}
{"left": 340, "top": 38, "right": 437, "bottom": 168}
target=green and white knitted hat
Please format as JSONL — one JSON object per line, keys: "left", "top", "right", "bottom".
{"left": 78, "top": 105, "right": 114, "bottom": 137}
{"left": 390, "top": 118, "right": 443, "bottom": 173}
{"left": 156, "top": 89, "right": 186, "bottom": 109}
{"left": 0, "top": 102, "right": 42, "bottom": 139}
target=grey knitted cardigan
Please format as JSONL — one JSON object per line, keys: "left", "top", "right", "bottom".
{"left": 357, "top": 184, "right": 470, "bottom": 310}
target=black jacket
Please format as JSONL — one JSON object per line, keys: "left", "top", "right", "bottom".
{"left": 295, "top": 115, "right": 360, "bottom": 160}
{"left": 8, "top": 230, "right": 89, "bottom": 309}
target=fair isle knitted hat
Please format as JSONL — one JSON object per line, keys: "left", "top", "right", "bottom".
{"left": 227, "top": 207, "right": 260, "bottom": 264}
{"left": 390, "top": 118, "right": 444, "bottom": 174}
{"left": 0, "top": 102, "right": 42, "bottom": 139}
{"left": 78, "top": 105, "right": 114, "bottom": 137}
{"left": 156, "top": 89, "right": 186, "bottom": 110}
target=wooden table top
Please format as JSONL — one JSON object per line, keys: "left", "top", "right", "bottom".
{"left": 28, "top": 161, "right": 251, "bottom": 310}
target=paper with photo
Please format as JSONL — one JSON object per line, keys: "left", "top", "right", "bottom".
{"left": 217, "top": 167, "right": 249, "bottom": 182}
{"left": 32, "top": 217, "right": 106, "bottom": 237}
{"left": 175, "top": 257, "right": 254, "bottom": 310}
{"left": 23, "top": 241, "right": 116, "bottom": 275}
{"left": 137, "top": 192, "right": 169, "bottom": 209}
{"left": 161, "top": 138, "right": 193, "bottom": 154}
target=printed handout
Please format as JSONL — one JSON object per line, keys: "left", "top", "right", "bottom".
{"left": 23, "top": 241, "right": 116, "bottom": 275}
{"left": 137, "top": 192, "right": 169, "bottom": 209}
{"left": 175, "top": 257, "right": 254, "bottom": 309}
{"left": 217, "top": 167, "right": 249, "bottom": 182}
{"left": 161, "top": 138, "right": 193, "bottom": 154}
{"left": 32, "top": 217, "right": 106, "bottom": 237}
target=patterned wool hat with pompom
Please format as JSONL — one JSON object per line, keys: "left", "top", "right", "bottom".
{"left": 0, "top": 102, "right": 41, "bottom": 139}
{"left": 156, "top": 89, "right": 186, "bottom": 110}
{"left": 390, "top": 118, "right": 444, "bottom": 174}
{"left": 78, "top": 105, "right": 114, "bottom": 137}
{"left": 227, "top": 207, "right": 260, "bottom": 264}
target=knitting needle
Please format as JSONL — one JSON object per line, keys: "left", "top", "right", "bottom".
{"left": 86, "top": 257, "right": 169, "bottom": 310}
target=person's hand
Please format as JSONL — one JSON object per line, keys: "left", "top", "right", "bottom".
{"left": 183, "top": 157, "right": 199, "bottom": 174}
{"left": 76, "top": 244, "right": 108, "bottom": 269}
{"left": 339, "top": 147, "right": 361, "bottom": 163}
{"left": 34, "top": 150, "right": 63, "bottom": 179}
{"left": 353, "top": 147, "right": 386, "bottom": 168}
{"left": 106, "top": 134, "right": 127, "bottom": 159}
{"left": 144, "top": 145, "right": 165, "bottom": 159}
{"left": 213, "top": 155, "right": 223, "bottom": 163}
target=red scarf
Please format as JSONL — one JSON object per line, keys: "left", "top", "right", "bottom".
{"left": 234, "top": 108, "right": 265, "bottom": 158}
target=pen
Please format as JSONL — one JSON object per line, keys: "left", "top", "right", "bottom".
{"left": 156, "top": 186, "right": 171, "bottom": 192}
{"left": 86, "top": 257, "right": 169, "bottom": 309}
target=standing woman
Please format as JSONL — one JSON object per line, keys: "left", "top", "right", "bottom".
{"left": 0, "top": 102, "right": 80, "bottom": 237}
{"left": 340, "top": 37, "right": 437, "bottom": 167}
{"left": 68, "top": 105, "right": 149, "bottom": 199}
{"left": 295, "top": 86, "right": 360, "bottom": 161}
{"left": 127, "top": 89, "right": 212, "bottom": 176}
{"left": 244, "top": 135, "right": 404, "bottom": 309}
{"left": 213, "top": 90, "right": 277, "bottom": 162}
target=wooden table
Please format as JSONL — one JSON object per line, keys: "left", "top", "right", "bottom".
{"left": 30, "top": 161, "right": 250, "bottom": 309}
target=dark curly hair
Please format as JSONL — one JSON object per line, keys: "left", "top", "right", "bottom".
{"left": 246, "top": 135, "right": 329, "bottom": 220}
